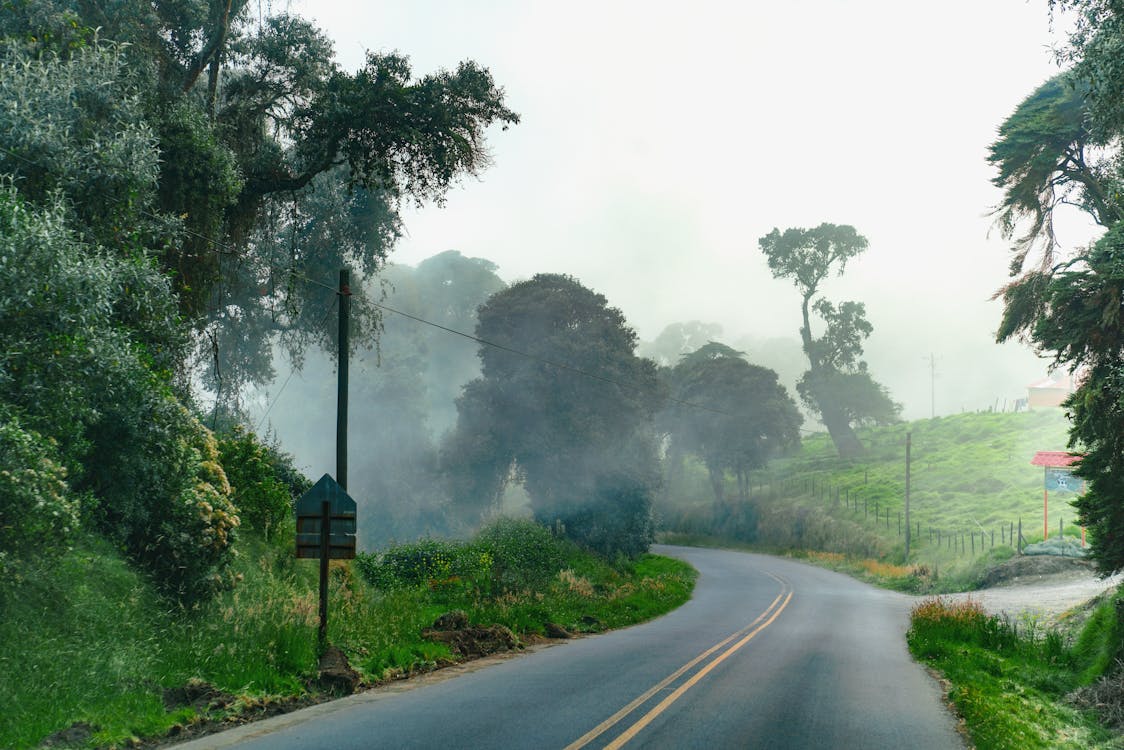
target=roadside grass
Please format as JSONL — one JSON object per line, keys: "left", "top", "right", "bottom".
{"left": 1, "top": 520, "right": 695, "bottom": 750}
{"left": 908, "top": 596, "right": 1124, "bottom": 749}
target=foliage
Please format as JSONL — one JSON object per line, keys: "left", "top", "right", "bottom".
{"left": 638, "top": 320, "right": 724, "bottom": 366}
{"left": 908, "top": 596, "right": 1116, "bottom": 749}
{"left": 0, "top": 184, "right": 240, "bottom": 602}
{"left": 218, "top": 427, "right": 304, "bottom": 541}
{"left": 661, "top": 342, "right": 802, "bottom": 504}
{"left": 992, "top": 2, "right": 1124, "bottom": 577}
{"left": 0, "top": 409, "right": 76, "bottom": 578}
{"left": 1, "top": 2, "right": 519, "bottom": 399}
{"left": 0, "top": 42, "right": 171, "bottom": 250}
{"left": 758, "top": 223, "right": 899, "bottom": 457}
{"left": 444, "top": 274, "right": 663, "bottom": 558}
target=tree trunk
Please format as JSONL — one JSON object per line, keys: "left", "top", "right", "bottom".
{"left": 707, "top": 464, "right": 725, "bottom": 505}
{"left": 820, "top": 402, "right": 864, "bottom": 458}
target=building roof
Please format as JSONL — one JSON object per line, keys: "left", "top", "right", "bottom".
{"left": 1027, "top": 375, "right": 1071, "bottom": 390}
{"left": 1030, "top": 451, "right": 1082, "bottom": 468}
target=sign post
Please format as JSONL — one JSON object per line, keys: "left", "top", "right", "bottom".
{"left": 296, "top": 474, "right": 356, "bottom": 650}
{"left": 1030, "top": 451, "right": 1083, "bottom": 546}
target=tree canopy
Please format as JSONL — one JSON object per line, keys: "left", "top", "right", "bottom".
{"left": 1, "top": 1, "right": 518, "bottom": 397}
{"left": 444, "top": 274, "right": 663, "bottom": 558}
{"left": 993, "top": 2, "right": 1124, "bottom": 573}
{"left": 661, "top": 343, "right": 802, "bottom": 504}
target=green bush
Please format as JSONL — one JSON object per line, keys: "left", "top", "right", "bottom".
{"left": 475, "top": 517, "right": 569, "bottom": 591}
{"left": 356, "top": 538, "right": 491, "bottom": 593}
{"left": 0, "top": 410, "right": 77, "bottom": 578}
{"left": 218, "top": 427, "right": 302, "bottom": 542}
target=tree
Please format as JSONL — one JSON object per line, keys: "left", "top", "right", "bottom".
{"left": 2, "top": 2, "right": 519, "bottom": 395}
{"left": 758, "top": 224, "right": 899, "bottom": 457}
{"left": 991, "top": 4, "right": 1124, "bottom": 573}
{"left": 444, "top": 274, "right": 663, "bottom": 558}
{"left": 662, "top": 343, "right": 802, "bottom": 504}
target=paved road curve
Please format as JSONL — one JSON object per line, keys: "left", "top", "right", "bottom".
{"left": 173, "top": 546, "right": 965, "bottom": 749}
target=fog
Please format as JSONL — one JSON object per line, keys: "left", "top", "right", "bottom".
{"left": 249, "top": 2, "right": 1105, "bottom": 536}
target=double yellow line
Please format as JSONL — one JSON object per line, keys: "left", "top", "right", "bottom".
{"left": 565, "top": 574, "right": 794, "bottom": 750}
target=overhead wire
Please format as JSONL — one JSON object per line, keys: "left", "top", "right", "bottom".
{"left": 285, "top": 268, "right": 820, "bottom": 432}
{"left": 0, "top": 142, "right": 821, "bottom": 435}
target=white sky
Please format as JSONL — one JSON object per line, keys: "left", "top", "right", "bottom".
{"left": 290, "top": 0, "right": 1099, "bottom": 419}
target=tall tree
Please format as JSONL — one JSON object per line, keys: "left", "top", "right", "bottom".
{"left": 661, "top": 343, "right": 802, "bottom": 504}
{"left": 1, "top": 2, "right": 519, "bottom": 394}
{"left": 992, "top": 3, "right": 1124, "bottom": 573}
{"left": 443, "top": 274, "right": 663, "bottom": 558}
{"left": 758, "top": 223, "right": 899, "bottom": 457}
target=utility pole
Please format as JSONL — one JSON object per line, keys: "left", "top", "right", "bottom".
{"left": 337, "top": 268, "right": 350, "bottom": 491}
{"left": 904, "top": 431, "right": 912, "bottom": 560}
{"left": 925, "top": 353, "right": 937, "bottom": 419}
{"left": 320, "top": 267, "right": 350, "bottom": 652}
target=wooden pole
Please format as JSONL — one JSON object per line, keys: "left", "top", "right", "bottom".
{"left": 904, "top": 431, "right": 911, "bottom": 559}
{"left": 320, "top": 268, "right": 351, "bottom": 654}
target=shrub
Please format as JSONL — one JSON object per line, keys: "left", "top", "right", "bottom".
{"left": 218, "top": 427, "right": 301, "bottom": 542}
{"left": 356, "top": 538, "right": 491, "bottom": 593}
{"left": 475, "top": 517, "right": 569, "bottom": 591}
{"left": 87, "top": 393, "right": 240, "bottom": 604}
{"left": 0, "top": 410, "right": 77, "bottom": 578}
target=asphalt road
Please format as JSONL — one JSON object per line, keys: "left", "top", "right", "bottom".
{"left": 172, "top": 546, "right": 965, "bottom": 750}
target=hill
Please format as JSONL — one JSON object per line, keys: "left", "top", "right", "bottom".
{"left": 660, "top": 409, "right": 1077, "bottom": 585}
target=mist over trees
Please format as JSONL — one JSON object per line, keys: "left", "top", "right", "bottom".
{"left": 258, "top": 251, "right": 507, "bottom": 548}
{"left": 991, "top": 0, "right": 1124, "bottom": 574}
{"left": 758, "top": 224, "right": 901, "bottom": 457}
{"left": 658, "top": 343, "right": 802, "bottom": 505}
{"left": 443, "top": 274, "right": 663, "bottom": 558}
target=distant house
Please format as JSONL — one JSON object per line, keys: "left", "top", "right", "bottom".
{"left": 1027, "top": 372, "right": 1075, "bottom": 408}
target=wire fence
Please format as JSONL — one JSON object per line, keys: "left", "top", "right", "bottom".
{"left": 736, "top": 474, "right": 1085, "bottom": 560}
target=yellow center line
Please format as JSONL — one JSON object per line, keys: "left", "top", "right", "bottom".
{"left": 602, "top": 590, "right": 794, "bottom": 750}
{"left": 564, "top": 574, "right": 791, "bottom": 750}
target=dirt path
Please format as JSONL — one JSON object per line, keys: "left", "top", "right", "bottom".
{"left": 945, "top": 556, "right": 1121, "bottom": 626}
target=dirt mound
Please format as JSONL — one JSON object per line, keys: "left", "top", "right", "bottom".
{"left": 979, "top": 554, "right": 1097, "bottom": 588}
{"left": 317, "top": 646, "right": 361, "bottom": 695}
{"left": 422, "top": 624, "right": 519, "bottom": 657}
{"left": 162, "top": 680, "right": 236, "bottom": 712}
{"left": 38, "top": 722, "right": 95, "bottom": 748}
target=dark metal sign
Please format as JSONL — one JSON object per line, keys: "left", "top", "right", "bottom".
{"left": 295, "top": 473, "right": 357, "bottom": 559}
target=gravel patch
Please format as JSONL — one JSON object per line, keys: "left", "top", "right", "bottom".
{"left": 946, "top": 555, "right": 1122, "bottom": 626}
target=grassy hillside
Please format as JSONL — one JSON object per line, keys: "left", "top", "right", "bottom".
{"left": 661, "top": 408, "right": 1077, "bottom": 584}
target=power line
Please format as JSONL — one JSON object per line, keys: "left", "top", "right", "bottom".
{"left": 1, "top": 142, "right": 820, "bottom": 435}
{"left": 285, "top": 269, "right": 818, "bottom": 432}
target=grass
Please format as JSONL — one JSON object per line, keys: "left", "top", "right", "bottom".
{"left": 659, "top": 409, "right": 1079, "bottom": 587}
{"left": 0, "top": 521, "right": 695, "bottom": 749}
{"left": 907, "top": 596, "right": 1124, "bottom": 749}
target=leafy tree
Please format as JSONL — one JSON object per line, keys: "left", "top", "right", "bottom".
{"left": 444, "top": 274, "right": 662, "bottom": 558}
{"left": 662, "top": 343, "right": 803, "bottom": 504}
{"left": 2, "top": 2, "right": 519, "bottom": 395}
{"left": 988, "top": 73, "right": 1121, "bottom": 277}
{"left": 758, "top": 224, "right": 899, "bottom": 457}
{"left": 992, "top": 3, "right": 1124, "bottom": 573}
